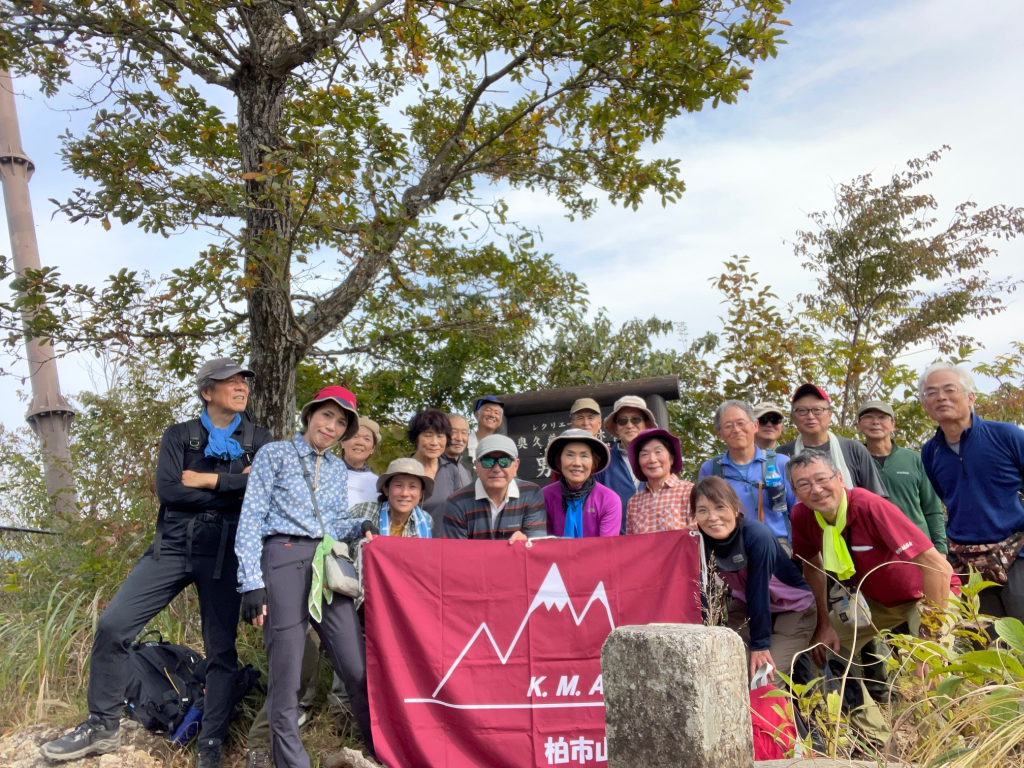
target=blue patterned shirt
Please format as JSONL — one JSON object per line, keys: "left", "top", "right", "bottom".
{"left": 235, "top": 432, "right": 366, "bottom": 592}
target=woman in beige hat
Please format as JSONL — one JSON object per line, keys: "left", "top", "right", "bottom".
{"left": 542, "top": 429, "right": 621, "bottom": 537}
{"left": 349, "top": 458, "right": 435, "bottom": 539}
{"left": 593, "top": 395, "right": 657, "bottom": 534}
{"left": 342, "top": 416, "right": 382, "bottom": 508}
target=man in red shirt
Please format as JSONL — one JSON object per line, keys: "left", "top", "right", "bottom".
{"left": 788, "top": 451, "right": 953, "bottom": 667}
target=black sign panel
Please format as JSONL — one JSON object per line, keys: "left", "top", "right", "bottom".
{"left": 505, "top": 408, "right": 614, "bottom": 486}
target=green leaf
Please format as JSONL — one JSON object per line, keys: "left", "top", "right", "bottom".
{"left": 995, "top": 616, "right": 1024, "bottom": 654}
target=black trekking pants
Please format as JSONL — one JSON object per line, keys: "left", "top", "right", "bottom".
{"left": 87, "top": 546, "right": 242, "bottom": 741}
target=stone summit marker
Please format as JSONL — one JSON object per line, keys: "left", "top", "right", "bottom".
{"left": 602, "top": 624, "right": 754, "bottom": 768}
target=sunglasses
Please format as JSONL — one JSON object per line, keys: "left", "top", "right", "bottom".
{"left": 758, "top": 414, "right": 783, "bottom": 426}
{"left": 615, "top": 416, "right": 646, "bottom": 426}
{"left": 479, "top": 456, "right": 514, "bottom": 469}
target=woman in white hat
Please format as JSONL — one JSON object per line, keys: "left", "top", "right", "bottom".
{"left": 235, "top": 386, "right": 377, "bottom": 766}
{"left": 342, "top": 416, "right": 382, "bottom": 508}
{"left": 542, "top": 429, "right": 622, "bottom": 537}
{"left": 349, "top": 458, "right": 435, "bottom": 540}
{"left": 593, "top": 395, "right": 657, "bottom": 534}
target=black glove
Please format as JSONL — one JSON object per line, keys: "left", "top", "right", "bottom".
{"left": 361, "top": 520, "right": 380, "bottom": 537}
{"left": 241, "top": 588, "right": 266, "bottom": 624}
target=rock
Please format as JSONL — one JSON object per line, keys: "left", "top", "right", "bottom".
{"left": 602, "top": 623, "right": 754, "bottom": 768}
{"left": 322, "top": 746, "right": 385, "bottom": 768}
{"left": 0, "top": 719, "right": 168, "bottom": 768}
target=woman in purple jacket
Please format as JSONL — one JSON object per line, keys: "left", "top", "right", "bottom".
{"left": 542, "top": 429, "right": 622, "bottom": 537}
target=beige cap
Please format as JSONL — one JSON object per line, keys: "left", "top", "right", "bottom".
{"left": 570, "top": 397, "right": 601, "bottom": 416}
{"left": 857, "top": 400, "right": 895, "bottom": 420}
{"left": 356, "top": 416, "right": 381, "bottom": 447}
{"left": 375, "top": 457, "right": 435, "bottom": 500}
{"left": 603, "top": 395, "right": 657, "bottom": 436}
{"left": 752, "top": 401, "right": 785, "bottom": 420}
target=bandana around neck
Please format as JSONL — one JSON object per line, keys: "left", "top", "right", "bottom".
{"left": 814, "top": 491, "right": 855, "bottom": 581}
{"left": 200, "top": 409, "right": 245, "bottom": 461}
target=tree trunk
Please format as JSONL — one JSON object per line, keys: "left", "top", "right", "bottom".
{"left": 236, "top": 17, "right": 304, "bottom": 439}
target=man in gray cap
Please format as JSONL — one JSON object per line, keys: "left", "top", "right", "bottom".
{"left": 857, "top": 399, "right": 946, "bottom": 552}
{"left": 43, "top": 358, "right": 272, "bottom": 768}
{"left": 443, "top": 434, "right": 546, "bottom": 541}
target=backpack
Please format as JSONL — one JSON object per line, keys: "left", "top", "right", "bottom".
{"left": 123, "top": 634, "right": 205, "bottom": 734}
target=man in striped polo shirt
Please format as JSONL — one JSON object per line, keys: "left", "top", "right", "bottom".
{"left": 443, "top": 434, "right": 547, "bottom": 541}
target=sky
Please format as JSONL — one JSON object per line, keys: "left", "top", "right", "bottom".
{"left": 1, "top": 0, "right": 1022, "bottom": 430}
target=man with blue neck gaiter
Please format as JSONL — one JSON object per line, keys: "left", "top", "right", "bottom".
{"left": 43, "top": 358, "right": 272, "bottom": 768}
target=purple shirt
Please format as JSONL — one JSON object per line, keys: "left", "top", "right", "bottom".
{"left": 543, "top": 481, "right": 622, "bottom": 538}
{"left": 720, "top": 571, "right": 815, "bottom": 614}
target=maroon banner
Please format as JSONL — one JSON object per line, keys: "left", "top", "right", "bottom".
{"left": 363, "top": 531, "right": 702, "bottom": 768}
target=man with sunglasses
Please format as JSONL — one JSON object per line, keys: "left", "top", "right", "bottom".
{"left": 593, "top": 395, "right": 657, "bottom": 534}
{"left": 753, "top": 402, "right": 786, "bottom": 451}
{"left": 443, "top": 434, "right": 546, "bottom": 541}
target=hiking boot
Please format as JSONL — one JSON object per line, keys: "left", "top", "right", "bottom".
{"left": 245, "top": 748, "right": 273, "bottom": 768}
{"left": 196, "top": 738, "right": 223, "bottom": 768}
{"left": 39, "top": 715, "right": 121, "bottom": 761}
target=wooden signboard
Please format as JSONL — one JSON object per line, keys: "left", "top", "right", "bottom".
{"left": 495, "top": 375, "right": 680, "bottom": 485}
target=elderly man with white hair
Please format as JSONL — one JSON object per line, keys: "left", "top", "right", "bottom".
{"left": 920, "top": 361, "right": 1024, "bottom": 621}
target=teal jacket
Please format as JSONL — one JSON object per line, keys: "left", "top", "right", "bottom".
{"left": 869, "top": 443, "right": 947, "bottom": 553}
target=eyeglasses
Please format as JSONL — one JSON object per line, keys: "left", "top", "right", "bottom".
{"left": 792, "top": 472, "right": 838, "bottom": 494}
{"left": 758, "top": 414, "right": 783, "bottom": 426}
{"left": 479, "top": 456, "right": 514, "bottom": 469}
{"left": 922, "top": 385, "right": 966, "bottom": 402}
{"left": 719, "top": 419, "right": 752, "bottom": 433}
{"left": 792, "top": 406, "right": 830, "bottom": 417}
{"left": 858, "top": 413, "right": 892, "bottom": 423}
{"left": 615, "top": 416, "right": 646, "bottom": 426}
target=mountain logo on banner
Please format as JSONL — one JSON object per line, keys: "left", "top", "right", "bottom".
{"left": 404, "top": 563, "right": 615, "bottom": 710}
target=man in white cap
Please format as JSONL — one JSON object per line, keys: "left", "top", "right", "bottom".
{"left": 753, "top": 401, "right": 786, "bottom": 452}
{"left": 443, "top": 434, "right": 546, "bottom": 541}
{"left": 593, "top": 395, "right": 657, "bottom": 534}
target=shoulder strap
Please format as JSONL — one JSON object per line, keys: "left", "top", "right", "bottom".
{"left": 241, "top": 418, "right": 256, "bottom": 464}
{"left": 293, "top": 442, "right": 328, "bottom": 537}
{"left": 185, "top": 419, "right": 203, "bottom": 452}
{"left": 711, "top": 454, "right": 724, "bottom": 477}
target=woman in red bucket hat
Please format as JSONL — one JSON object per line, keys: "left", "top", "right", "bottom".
{"left": 235, "top": 385, "right": 378, "bottom": 766}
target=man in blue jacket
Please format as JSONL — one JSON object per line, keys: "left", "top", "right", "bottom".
{"left": 920, "top": 361, "right": 1024, "bottom": 621}
{"left": 698, "top": 400, "right": 796, "bottom": 545}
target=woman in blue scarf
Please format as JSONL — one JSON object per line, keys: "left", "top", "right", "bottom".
{"left": 541, "top": 429, "right": 622, "bottom": 537}
{"left": 349, "top": 457, "right": 435, "bottom": 541}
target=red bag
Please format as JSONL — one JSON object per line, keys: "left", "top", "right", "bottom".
{"left": 749, "top": 684, "right": 797, "bottom": 760}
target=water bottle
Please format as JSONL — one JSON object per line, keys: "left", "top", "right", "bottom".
{"left": 764, "top": 462, "right": 787, "bottom": 512}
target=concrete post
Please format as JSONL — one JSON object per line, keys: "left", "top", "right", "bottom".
{"left": 602, "top": 623, "right": 754, "bottom": 768}
{"left": 0, "top": 70, "right": 78, "bottom": 515}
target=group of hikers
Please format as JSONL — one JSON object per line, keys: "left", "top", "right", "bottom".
{"left": 38, "top": 357, "right": 1024, "bottom": 767}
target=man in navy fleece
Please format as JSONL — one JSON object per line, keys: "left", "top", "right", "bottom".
{"left": 920, "top": 361, "right": 1024, "bottom": 621}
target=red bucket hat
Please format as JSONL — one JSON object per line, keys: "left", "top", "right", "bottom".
{"left": 300, "top": 386, "right": 359, "bottom": 441}
{"left": 628, "top": 428, "right": 683, "bottom": 482}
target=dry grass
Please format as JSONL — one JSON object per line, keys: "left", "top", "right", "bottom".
{"left": 0, "top": 582, "right": 365, "bottom": 766}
